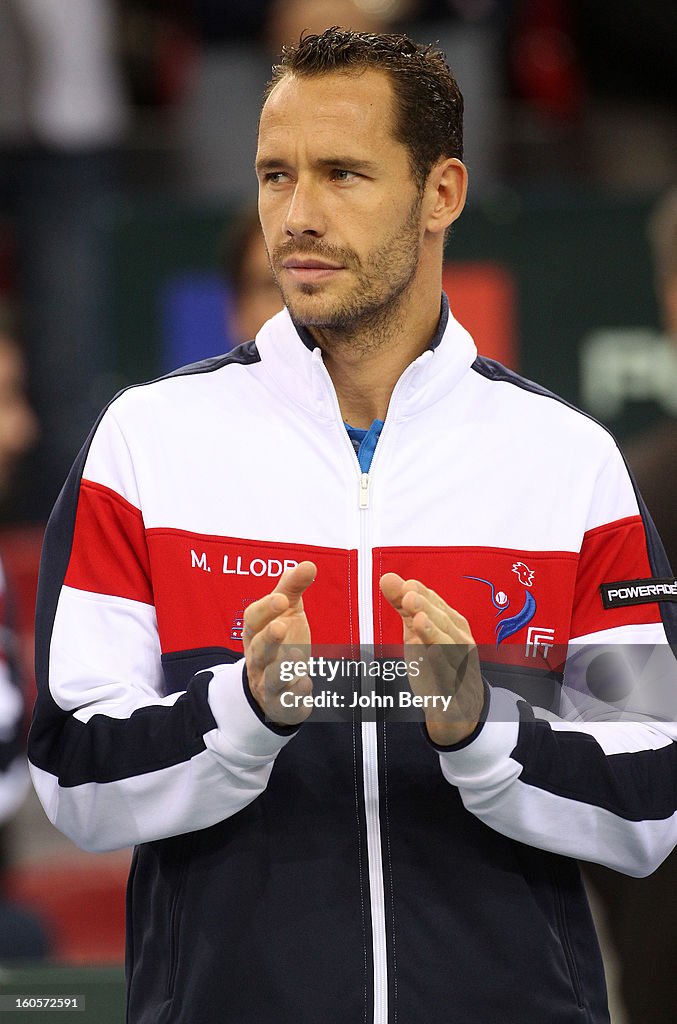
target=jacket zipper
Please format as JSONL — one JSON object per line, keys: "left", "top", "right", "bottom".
{"left": 359, "top": 472, "right": 370, "bottom": 509}
{"left": 357, "top": 463, "right": 388, "bottom": 1024}
{"left": 319, "top": 351, "right": 421, "bottom": 1024}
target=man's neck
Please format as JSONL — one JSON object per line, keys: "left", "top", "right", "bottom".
{"left": 310, "top": 290, "right": 444, "bottom": 429}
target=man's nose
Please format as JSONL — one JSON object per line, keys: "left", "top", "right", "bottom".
{"left": 284, "top": 178, "right": 326, "bottom": 238}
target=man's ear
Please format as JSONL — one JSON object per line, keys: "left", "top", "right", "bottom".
{"left": 423, "top": 158, "right": 468, "bottom": 235}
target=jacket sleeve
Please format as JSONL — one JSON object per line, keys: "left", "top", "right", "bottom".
{"left": 434, "top": 440, "right": 677, "bottom": 877}
{"left": 28, "top": 401, "right": 295, "bottom": 853}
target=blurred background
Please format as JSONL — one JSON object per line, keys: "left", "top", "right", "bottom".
{"left": 0, "top": 1, "right": 675, "bottom": 1021}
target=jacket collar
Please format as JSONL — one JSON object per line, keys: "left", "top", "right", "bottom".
{"left": 293, "top": 293, "right": 450, "bottom": 353}
{"left": 253, "top": 292, "right": 477, "bottom": 423}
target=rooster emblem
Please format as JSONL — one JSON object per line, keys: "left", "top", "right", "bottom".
{"left": 511, "top": 561, "right": 535, "bottom": 587}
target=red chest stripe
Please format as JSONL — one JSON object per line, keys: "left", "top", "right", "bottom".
{"left": 146, "top": 529, "right": 359, "bottom": 652}
{"left": 65, "top": 482, "right": 661, "bottom": 661}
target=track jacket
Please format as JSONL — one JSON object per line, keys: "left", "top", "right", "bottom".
{"left": 29, "top": 298, "right": 677, "bottom": 1024}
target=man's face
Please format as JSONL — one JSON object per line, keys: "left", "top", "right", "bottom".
{"left": 256, "top": 69, "right": 425, "bottom": 333}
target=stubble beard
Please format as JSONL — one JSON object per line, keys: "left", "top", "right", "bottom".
{"left": 269, "top": 194, "right": 423, "bottom": 356}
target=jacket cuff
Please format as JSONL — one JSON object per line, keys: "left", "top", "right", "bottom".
{"left": 241, "top": 664, "right": 301, "bottom": 737}
{"left": 424, "top": 679, "right": 491, "bottom": 752}
{"left": 205, "top": 662, "right": 299, "bottom": 764}
{"left": 434, "top": 686, "right": 523, "bottom": 790}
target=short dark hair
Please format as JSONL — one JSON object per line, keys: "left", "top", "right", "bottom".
{"left": 263, "top": 27, "right": 464, "bottom": 190}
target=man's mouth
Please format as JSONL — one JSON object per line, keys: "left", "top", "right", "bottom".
{"left": 281, "top": 257, "right": 344, "bottom": 281}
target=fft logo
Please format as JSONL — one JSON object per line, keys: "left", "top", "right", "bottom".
{"left": 525, "top": 626, "right": 556, "bottom": 658}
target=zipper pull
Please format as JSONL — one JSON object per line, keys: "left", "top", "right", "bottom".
{"left": 359, "top": 472, "right": 370, "bottom": 509}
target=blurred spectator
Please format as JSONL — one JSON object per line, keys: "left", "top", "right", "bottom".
{"left": 624, "top": 189, "right": 677, "bottom": 567}
{"left": 222, "top": 205, "right": 282, "bottom": 344}
{"left": 584, "top": 188, "right": 677, "bottom": 1024}
{"left": 175, "top": 0, "right": 503, "bottom": 201}
{"left": 0, "top": 549, "right": 50, "bottom": 961}
{"left": 508, "top": 0, "right": 677, "bottom": 191}
{"left": 175, "top": 0, "right": 396, "bottom": 204}
{"left": 0, "top": 307, "right": 40, "bottom": 521}
{"left": 264, "top": 0, "right": 391, "bottom": 53}
{"left": 574, "top": 0, "right": 677, "bottom": 193}
{"left": 0, "top": 0, "right": 128, "bottom": 519}
{"left": 0, "top": 304, "right": 48, "bottom": 961}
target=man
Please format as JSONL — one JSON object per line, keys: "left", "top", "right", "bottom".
{"left": 29, "top": 30, "right": 677, "bottom": 1024}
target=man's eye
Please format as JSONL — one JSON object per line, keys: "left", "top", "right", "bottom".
{"left": 332, "top": 169, "right": 357, "bottom": 182}
{"left": 264, "top": 172, "right": 288, "bottom": 184}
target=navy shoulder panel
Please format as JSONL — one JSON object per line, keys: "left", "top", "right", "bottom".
{"left": 472, "top": 354, "right": 573, "bottom": 403}
{"left": 162, "top": 339, "right": 261, "bottom": 378}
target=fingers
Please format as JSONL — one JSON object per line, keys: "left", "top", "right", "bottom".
{"left": 379, "top": 572, "right": 406, "bottom": 610}
{"left": 381, "top": 573, "right": 462, "bottom": 621}
{"left": 241, "top": 562, "right": 316, "bottom": 725}
{"left": 246, "top": 615, "right": 291, "bottom": 683}
{"left": 400, "top": 581, "right": 468, "bottom": 628}
{"left": 380, "top": 573, "right": 474, "bottom": 645}
{"left": 247, "top": 626, "right": 314, "bottom": 700}
{"left": 273, "top": 560, "right": 317, "bottom": 599}
{"left": 380, "top": 574, "right": 483, "bottom": 746}
{"left": 244, "top": 561, "right": 317, "bottom": 642}
{"left": 405, "top": 594, "right": 471, "bottom": 644}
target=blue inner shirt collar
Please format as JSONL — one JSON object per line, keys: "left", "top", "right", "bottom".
{"left": 345, "top": 418, "right": 384, "bottom": 473}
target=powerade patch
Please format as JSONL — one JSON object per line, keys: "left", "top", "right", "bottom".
{"left": 600, "top": 578, "right": 677, "bottom": 609}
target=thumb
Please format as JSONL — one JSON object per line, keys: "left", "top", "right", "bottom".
{"left": 379, "top": 572, "right": 406, "bottom": 611}
{"left": 273, "top": 560, "right": 317, "bottom": 603}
